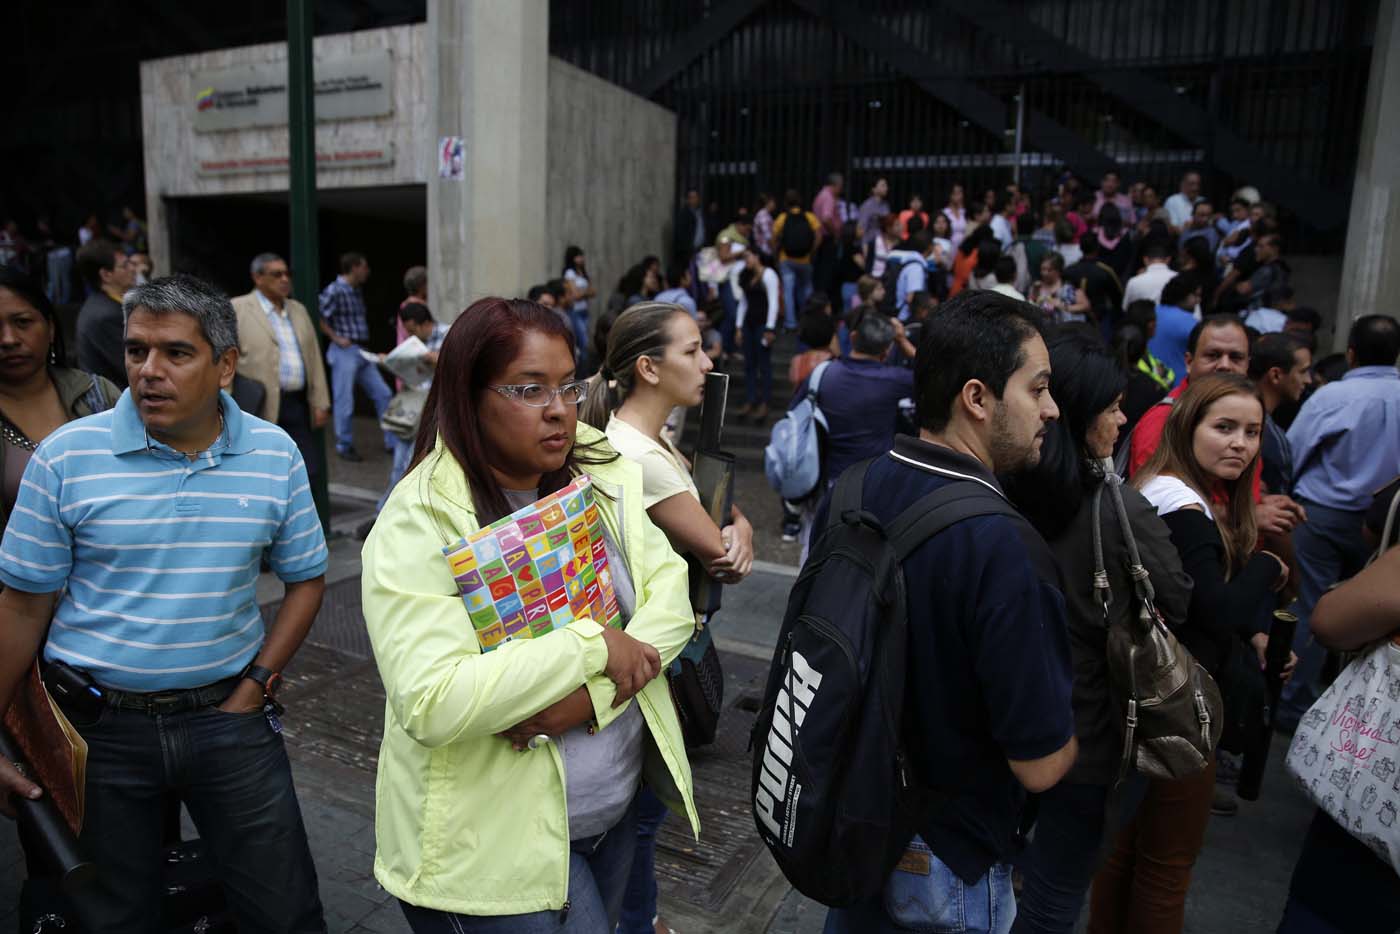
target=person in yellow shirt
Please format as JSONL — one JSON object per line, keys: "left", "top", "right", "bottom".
{"left": 362, "top": 297, "right": 699, "bottom": 931}
{"left": 772, "top": 189, "right": 824, "bottom": 331}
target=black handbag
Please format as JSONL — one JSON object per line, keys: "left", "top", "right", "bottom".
{"left": 668, "top": 624, "right": 724, "bottom": 749}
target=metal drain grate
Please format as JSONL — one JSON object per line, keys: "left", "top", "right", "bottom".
{"left": 261, "top": 575, "right": 373, "bottom": 659}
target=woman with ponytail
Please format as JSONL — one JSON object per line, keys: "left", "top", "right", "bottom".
{"left": 582, "top": 300, "right": 754, "bottom": 933}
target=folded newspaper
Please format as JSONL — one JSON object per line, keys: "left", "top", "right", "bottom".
{"left": 361, "top": 335, "right": 435, "bottom": 388}
{"left": 443, "top": 476, "right": 622, "bottom": 651}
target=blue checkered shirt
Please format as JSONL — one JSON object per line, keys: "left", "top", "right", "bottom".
{"left": 255, "top": 290, "right": 306, "bottom": 391}
{"left": 319, "top": 276, "right": 371, "bottom": 344}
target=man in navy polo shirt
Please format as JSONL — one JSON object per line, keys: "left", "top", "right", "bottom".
{"left": 0, "top": 274, "right": 328, "bottom": 932}
{"left": 822, "top": 291, "right": 1076, "bottom": 934}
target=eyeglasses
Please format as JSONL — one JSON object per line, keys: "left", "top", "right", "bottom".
{"left": 262, "top": 269, "right": 291, "bottom": 279}
{"left": 490, "top": 381, "right": 589, "bottom": 407}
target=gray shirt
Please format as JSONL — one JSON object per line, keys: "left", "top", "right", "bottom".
{"left": 504, "top": 487, "right": 644, "bottom": 838}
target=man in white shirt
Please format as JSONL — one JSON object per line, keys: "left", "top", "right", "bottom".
{"left": 1163, "top": 171, "right": 1201, "bottom": 232}
{"left": 988, "top": 193, "right": 1016, "bottom": 250}
{"left": 232, "top": 252, "right": 331, "bottom": 490}
{"left": 1121, "top": 241, "right": 1179, "bottom": 310}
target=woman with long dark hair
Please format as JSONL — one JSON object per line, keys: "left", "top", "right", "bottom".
{"left": 1003, "top": 333, "right": 1193, "bottom": 934}
{"left": 0, "top": 265, "right": 120, "bottom": 528}
{"left": 1095, "top": 204, "right": 1135, "bottom": 283}
{"left": 734, "top": 248, "right": 780, "bottom": 422}
{"left": 562, "top": 245, "right": 597, "bottom": 366}
{"left": 363, "top": 298, "right": 699, "bottom": 932}
{"left": 1088, "top": 374, "right": 1295, "bottom": 934}
{"left": 581, "top": 300, "right": 754, "bottom": 934}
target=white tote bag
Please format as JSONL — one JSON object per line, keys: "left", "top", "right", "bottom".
{"left": 1285, "top": 640, "right": 1400, "bottom": 873}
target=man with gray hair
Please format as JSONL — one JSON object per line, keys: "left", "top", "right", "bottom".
{"left": 232, "top": 252, "right": 331, "bottom": 491}
{"left": 0, "top": 273, "right": 329, "bottom": 930}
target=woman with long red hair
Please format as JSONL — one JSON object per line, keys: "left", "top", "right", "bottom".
{"left": 362, "top": 298, "right": 699, "bottom": 932}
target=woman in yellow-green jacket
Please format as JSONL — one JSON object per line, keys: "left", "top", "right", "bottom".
{"left": 362, "top": 297, "right": 699, "bottom": 932}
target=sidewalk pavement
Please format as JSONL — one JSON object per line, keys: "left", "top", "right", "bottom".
{"left": 2, "top": 491, "right": 1316, "bottom": 933}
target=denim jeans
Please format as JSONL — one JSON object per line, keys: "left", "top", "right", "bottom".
{"left": 399, "top": 795, "right": 640, "bottom": 933}
{"left": 823, "top": 839, "right": 1016, "bottom": 934}
{"left": 570, "top": 307, "right": 591, "bottom": 369}
{"left": 780, "top": 260, "right": 814, "bottom": 330}
{"left": 1013, "top": 778, "right": 1146, "bottom": 934}
{"left": 617, "top": 787, "right": 668, "bottom": 933}
{"left": 325, "top": 341, "right": 393, "bottom": 453}
{"left": 47, "top": 246, "right": 74, "bottom": 305}
{"left": 1277, "top": 501, "right": 1371, "bottom": 729}
{"left": 377, "top": 434, "right": 417, "bottom": 511}
{"left": 61, "top": 700, "right": 326, "bottom": 933}
{"left": 742, "top": 318, "right": 773, "bottom": 407}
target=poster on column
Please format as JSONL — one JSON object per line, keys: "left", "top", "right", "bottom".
{"left": 438, "top": 137, "right": 465, "bottom": 180}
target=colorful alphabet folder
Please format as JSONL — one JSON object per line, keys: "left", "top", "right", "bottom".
{"left": 443, "top": 476, "right": 622, "bottom": 652}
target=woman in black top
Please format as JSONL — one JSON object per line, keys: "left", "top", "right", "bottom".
{"left": 1004, "top": 334, "right": 1192, "bottom": 934}
{"left": 1089, "top": 374, "right": 1293, "bottom": 934}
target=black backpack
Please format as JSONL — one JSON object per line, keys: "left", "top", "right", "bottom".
{"left": 780, "top": 210, "right": 816, "bottom": 258}
{"left": 877, "top": 255, "right": 916, "bottom": 316}
{"left": 750, "top": 459, "right": 1022, "bottom": 907}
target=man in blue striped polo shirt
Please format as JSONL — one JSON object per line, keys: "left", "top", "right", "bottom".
{"left": 0, "top": 274, "right": 329, "bottom": 932}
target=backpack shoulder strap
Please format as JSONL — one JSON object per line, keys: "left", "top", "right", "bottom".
{"left": 807, "top": 359, "right": 832, "bottom": 398}
{"left": 884, "top": 481, "right": 1021, "bottom": 561}
{"left": 826, "top": 458, "right": 873, "bottom": 535}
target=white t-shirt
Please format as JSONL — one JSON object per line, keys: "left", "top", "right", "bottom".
{"left": 564, "top": 268, "right": 590, "bottom": 317}
{"left": 1139, "top": 474, "right": 1214, "bottom": 521}
{"left": 605, "top": 415, "right": 699, "bottom": 508}
{"left": 1122, "top": 263, "right": 1179, "bottom": 311}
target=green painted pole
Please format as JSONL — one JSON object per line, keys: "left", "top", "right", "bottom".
{"left": 287, "top": 0, "right": 329, "bottom": 534}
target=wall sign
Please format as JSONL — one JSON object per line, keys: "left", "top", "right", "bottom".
{"left": 196, "top": 145, "right": 395, "bottom": 176}
{"left": 192, "top": 52, "right": 393, "bottom": 132}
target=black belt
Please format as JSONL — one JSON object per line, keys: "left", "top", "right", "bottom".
{"left": 101, "top": 676, "right": 241, "bottom": 715}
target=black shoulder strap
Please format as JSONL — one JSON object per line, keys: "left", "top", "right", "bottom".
{"left": 884, "top": 481, "right": 1021, "bottom": 561}
{"left": 827, "top": 458, "right": 874, "bottom": 534}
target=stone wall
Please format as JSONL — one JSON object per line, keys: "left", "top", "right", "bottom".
{"left": 140, "top": 25, "right": 426, "bottom": 269}
{"left": 544, "top": 59, "right": 676, "bottom": 333}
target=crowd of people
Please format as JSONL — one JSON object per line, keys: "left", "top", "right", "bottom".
{"left": 0, "top": 160, "right": 1396, "bottom": 934}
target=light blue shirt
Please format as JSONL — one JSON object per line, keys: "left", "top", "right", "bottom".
{"left": 255, "top": 289, "right": 307, "bottom": 391}
{"left": 655, "top": 287, "right": 698, "bottom": 318}
{"left": 887, "top": 249, "right": 927, "bottom": 320}
{"left": 0, "top": 391, "right": 328, "bottom": 690}
{"left": 1288, "top": 366, "right": 1400, "bottom": 512}
{"left": 1148, "top": 304, "right": 1196, "bottom": 390}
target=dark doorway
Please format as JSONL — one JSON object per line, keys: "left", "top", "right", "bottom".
{"left": 165, "top": 184, "right": 426, "bottom": 353}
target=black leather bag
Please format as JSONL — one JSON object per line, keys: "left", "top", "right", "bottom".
{"left": 668, "top": 626, "right": 724, "bottom": 748}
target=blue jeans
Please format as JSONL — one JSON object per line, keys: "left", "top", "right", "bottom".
{"left": 377, "top": 434, "right": 417, "bottom": 512}
{"left": 399, "top": 795, "right": 640, "bottom": 933}
{"left": 1277, "top": 501, "right": 1371, "bottom": 728}
{"left": 47, "top": 246, "right": 74, "bottom": 305}
{"left": 780, "top": 260, "right": 814, "bottom": 330}
{"left": 824, "top": 839, "right": 1015, "bottom": 934}
{"left": 617, "top": 787, "right": 668, "bottom": 933}
{"left": 743, "top": 319, "right": 773, "bottom": 407}
{"left": 326, "top": 341, "right": 393, "bottom": 453}
{"left": 60, "top": 699, "right": 325, "bottom": 933}
{"left": 571, "top": 307, "right": 591, "bottom": 368}
{"left": 1012, "top": 777, "right": 1146, "bottom": 934}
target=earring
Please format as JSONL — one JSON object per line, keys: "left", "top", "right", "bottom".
{"left": 48, "top": 344, "right": 58, "bottom": 366}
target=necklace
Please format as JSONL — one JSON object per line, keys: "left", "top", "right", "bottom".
{"left": 0, "top": 413, "right": 36, "bottom": 452}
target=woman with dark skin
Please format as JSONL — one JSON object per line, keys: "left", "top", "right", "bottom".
{"left": 0, "top": 266, "right": 120, "bottom": 528}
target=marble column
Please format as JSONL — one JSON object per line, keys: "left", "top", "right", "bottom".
{"left": 427, "top": 0, "right": 550, "bottom": 321}
{"left": 1335, "top": 0, "right": 1400, "bottom": 348}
